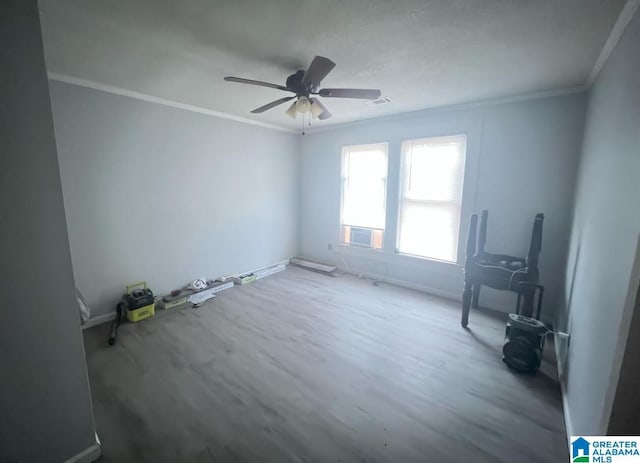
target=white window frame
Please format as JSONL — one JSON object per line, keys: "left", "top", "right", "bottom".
{"left": 339, "top": 143, "right": 389, "bottom": 250}
{"left": 396, "top": 134, "right": 468, "bottom": 263}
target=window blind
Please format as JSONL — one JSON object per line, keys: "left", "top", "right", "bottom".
{"left": 341, "top": 143, "right": 388, "bottom": 231}
{"left": 397, "top": 134, "right": 467, "bottom": 262}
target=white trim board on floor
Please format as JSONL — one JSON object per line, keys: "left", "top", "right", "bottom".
{"left": 233, "top": 259, "right": 289, "bottom": 280}
{"left": 81, "top": 260, "right": 291, "bottom": 329}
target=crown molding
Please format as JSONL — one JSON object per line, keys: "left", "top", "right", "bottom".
{"left": 47, "top": 72, "right": 296, "bottom": 134}
{"left": 46, "top": 3, "right": 639, "bottom": 136}
{"left": 48, "top": 72, "right": 586, "bottom": 136}
{"left": 305, "top": 85, "right": 586, "bottom": 134}
{"left": 586, "top": 0, "right": 640, "bottom": 87}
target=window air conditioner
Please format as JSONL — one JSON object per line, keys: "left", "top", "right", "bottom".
{"left": 349, "top": 226, "right": 374, "bottom": 247}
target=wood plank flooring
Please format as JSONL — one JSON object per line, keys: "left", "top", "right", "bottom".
{"left": 83, "top": 266, "right": 567, "bottom": 462}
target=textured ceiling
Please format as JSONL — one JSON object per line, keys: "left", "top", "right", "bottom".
{"left": 38, "top": 0, "right": 625, "bottom": 130}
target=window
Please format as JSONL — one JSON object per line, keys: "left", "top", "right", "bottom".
{"left": 397, "top": 134, "right": 467, "bottom": 262}
{"left": 340, "top": 143, "right": 388, "bottom": 249}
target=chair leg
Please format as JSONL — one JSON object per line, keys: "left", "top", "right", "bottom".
{"left": 462, "top": 281, "right": 472, "bottom": 328}
{"left": 471, "top": 284, "right": 481, "bottom": 309}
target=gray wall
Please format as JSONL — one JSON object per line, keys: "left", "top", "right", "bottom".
{"left": 300, "top": 94, "right": 586, "bottom": 318}
{"left": 49, "top": 81, "right": 299, "bottom": 318}
{"left": 559, "top": 9, "right": 640, "bottom": 435}
{"left": 0, "top": 2, "right": 97, "bottom": 461}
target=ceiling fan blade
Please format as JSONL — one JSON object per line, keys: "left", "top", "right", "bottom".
{"left": 318, "top": 88, "right": 381, "bottom": 99}
{"left": 310, "top": 98, "right": 332, "bottom": 120}
{"left": 251, "top": 96, "right": 296, "bottom": 113}
{"left": 224, "top": 76, "right": 294, "bottom": 93}
{"left": 301, "top": 56, "right": 336, "bottom": 88}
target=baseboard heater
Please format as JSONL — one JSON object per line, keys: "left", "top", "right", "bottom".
{"left": 290, "top": 257, "right": 336, "bottom": 274}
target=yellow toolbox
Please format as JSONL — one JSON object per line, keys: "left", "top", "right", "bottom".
{"left": 124, "top": 281, "right": 155, "bottom": 322}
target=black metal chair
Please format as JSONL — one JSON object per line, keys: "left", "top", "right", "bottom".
{"left": 461, "top": 210, "right": 544, "bottom": 327}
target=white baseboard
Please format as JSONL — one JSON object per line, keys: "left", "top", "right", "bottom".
{"left": 336, "top": 265, "right": 461, "bottom": 302}
{"left": 325, "top": 247, "right": 516, "bottom": 313}
{"left": 555, "top": 334, "right": 574, "bottom": 451}
{"left": 62, "top": 435, "right": 101, "bottom": 463}
{"left": 82, "top": 311, "right": 116, "bottom": 330}
{"left": 333, "top": 264, "right": 515, "bottom": 314}
{"left": 235, "top": 259, "right": 290, "bottom": 279}
{"left": 255, "top": 262, "right": 287, "bottom": 279}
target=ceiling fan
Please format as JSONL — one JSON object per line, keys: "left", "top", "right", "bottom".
{"left": 224, "top": 55, "right": 381, "bottom": 121}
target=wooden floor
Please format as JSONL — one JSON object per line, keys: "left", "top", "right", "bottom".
{"left": 84, "top": 266, "right": 567, "bottom": 462}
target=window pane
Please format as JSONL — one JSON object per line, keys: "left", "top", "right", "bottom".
{"left": 341, "top": 144, "right": 388, "bottom": 232}
{"left": 398, "top": 134, "right": 467, "bottom": 261}
{"left": 406, "top": 145, "right": 463, "bottom": 201}
{"left": 402, "top": 136, "right": 466, "bottom": 202}
{"left": 398, "top": 203, "right": 460, "bottom": 262}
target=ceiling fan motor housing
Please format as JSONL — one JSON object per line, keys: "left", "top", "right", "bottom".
{"left": 286, "top": 70, "right": 317, "bottom": 96}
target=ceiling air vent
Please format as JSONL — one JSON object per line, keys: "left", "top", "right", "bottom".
{"left": 366, "top": 97, "right": 392, "bottom": 106}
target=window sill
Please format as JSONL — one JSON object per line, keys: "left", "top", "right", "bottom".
{"left": 394, "top": 251, "right": 458, "bottom": 266}
{"left": 333, "top": 242, "right": 384, "bottom": 252}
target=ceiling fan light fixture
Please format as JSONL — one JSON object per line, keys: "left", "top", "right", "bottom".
{"left": 296, "top": 96, "right": 310, "bottom": 113}
{"left": 310, "top": 98, "right": 324, "bottom": 118}
{"left": 286, "top": 101, "right": 298, "bottom": 119}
